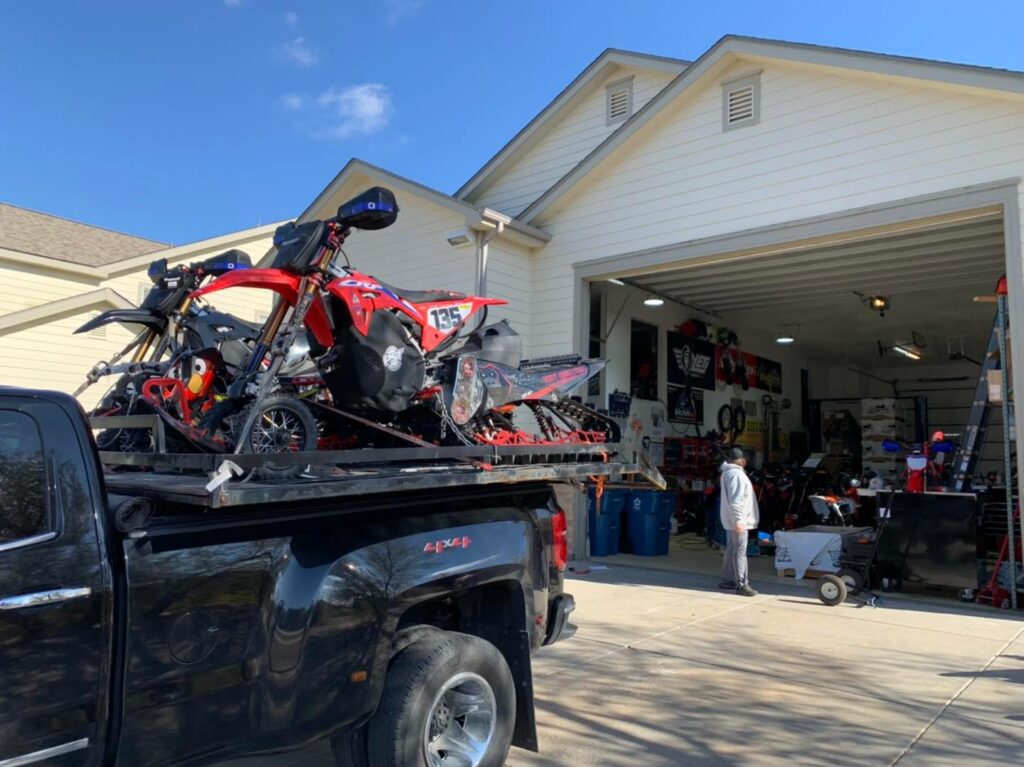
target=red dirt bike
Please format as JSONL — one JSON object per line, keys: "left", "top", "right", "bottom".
{"left": 882, "top": 432, "right": 957, "bottom": 493}
{"left": 186, "top": 187, "right": 617, "bottom": 460}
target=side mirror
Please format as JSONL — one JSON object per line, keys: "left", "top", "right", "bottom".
{"left": 336, "top": 187, "right": 399, "bottom": 231}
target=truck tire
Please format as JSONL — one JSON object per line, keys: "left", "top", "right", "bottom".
{"left": 365, "top": 631, "right": 515, "bottom": 767}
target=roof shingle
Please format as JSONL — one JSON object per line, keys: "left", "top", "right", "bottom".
{"left": 0, "top": 203, "right": 166, "bottom": 267}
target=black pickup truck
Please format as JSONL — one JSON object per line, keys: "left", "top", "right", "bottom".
{"left": 0, "top": 389, "right": 595, "bottom": 767}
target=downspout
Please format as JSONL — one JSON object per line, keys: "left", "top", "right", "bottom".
{"left": 474, "top": 218, "right": 505, "bottom": 296}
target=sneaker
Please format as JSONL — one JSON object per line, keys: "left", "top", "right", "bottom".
{"left": 736, "top": 584, "right": 759, "bottom": 597}
{"left": 718, "top": 581, "right": 736, "bottom": 590}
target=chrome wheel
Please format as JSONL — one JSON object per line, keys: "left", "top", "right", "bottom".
{"left": 423, "top": 672, "right": 496, "bottom": 767}
{"left": 249, "top": 406, "right": 308, "bottom": 453}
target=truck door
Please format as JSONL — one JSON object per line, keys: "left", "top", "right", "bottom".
{"left": 0, "top": 399, "right": 109, "bottom": 765}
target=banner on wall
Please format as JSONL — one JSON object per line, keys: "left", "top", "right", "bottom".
{"left": 667, "top": 332, "right": 716, "bottom": 390}
{"left": 715, "top": 346, "right": 783, "bottom": 394}
{"left": 667, "top": 385, "right": 703, "bottom": 425}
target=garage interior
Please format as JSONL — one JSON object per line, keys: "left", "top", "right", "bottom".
{"left": 583, "top": 205, "right": 1021, "bottom": 607}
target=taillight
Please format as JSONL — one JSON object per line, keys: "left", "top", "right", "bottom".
{"left": 551, "top": 509, "right": 568, "bottom": 571}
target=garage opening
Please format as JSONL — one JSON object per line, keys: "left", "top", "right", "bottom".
{"left": 582, "top": 205, "right": 1020, "bottom": 607}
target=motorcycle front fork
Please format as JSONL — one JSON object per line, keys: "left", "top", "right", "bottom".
{"left": 230, "top": 279, "right": 320, "bottom": 454}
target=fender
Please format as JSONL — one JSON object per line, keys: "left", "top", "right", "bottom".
{"left": 193, "top": 268, "right": 335, "bottom": 348}
{"left": 74, "top": 308, "right": 166, "bottom": 335}
{"left": 326, "top": 276, "right": 507, "bottom": 352}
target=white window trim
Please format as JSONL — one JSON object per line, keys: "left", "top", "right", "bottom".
{"left": 721, "top": 70, "right": 762, "bottom": 132}
{"left": 605, "top": 75, "right": 634, "bottom": 126}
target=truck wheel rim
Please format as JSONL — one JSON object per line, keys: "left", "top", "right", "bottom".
{"left": 821, "top": 581, "right": 840, "bottom": 600}
{"left": 423, "top": 671, "right": 496, "bottom": 767}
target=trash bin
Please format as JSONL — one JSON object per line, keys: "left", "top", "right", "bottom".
{"left": 587, "top": 487, "right": 627, "bottom": 556}
{"left": 624, "top": 490, "right": 675, "bottom": 556}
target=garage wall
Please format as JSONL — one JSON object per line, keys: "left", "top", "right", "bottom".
{"left": 596, "top": 282, "right": 824, "bottom": 439}
{"left": 470, "top": 65, "right": 678, "bottom": 217}
{"left": 830, "top": 360, "right": 1009, "bottom": 478}
{"left": 530, "top": 58, "right": 1024, "bottom": 358}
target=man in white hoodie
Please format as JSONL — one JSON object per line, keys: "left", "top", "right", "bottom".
{"left": 719, "top": 447, "right": 760, "bottom": 596}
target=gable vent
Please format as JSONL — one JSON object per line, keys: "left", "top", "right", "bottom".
{"left": 605, "top": 76, "right": 633, "bottom": 125}
{"left": 727, "top": 86, "right": 754, "bottom": 124}
{"left": 721, "top": 72, "right": 761, "bottom": 132}
{"left": 88, "top": 311, "right": 106, "bottom": 340}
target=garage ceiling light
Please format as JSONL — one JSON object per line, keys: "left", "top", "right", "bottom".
{"left": 855, "top": 291, "right": 890, "bottom": 317}
{"left": 607, "top": 278, "right": 626, "bottom": 286}
{"left": 776, "top": 324, "right": 799, "bottom": 345}
{"left": 893, "top": 343, "right": 922, "bottom": 361}
{"left": 643, "top": 295, "right": 664, "bottom": 307}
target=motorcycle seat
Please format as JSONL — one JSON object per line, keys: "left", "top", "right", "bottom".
{"left": 379, "top": 282, "right": 468, "bottom": 304}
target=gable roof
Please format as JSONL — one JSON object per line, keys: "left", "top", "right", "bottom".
{"left": 0, "top": 202, "right": 166, "bottom": 267}
{"left": 520, "top": 35, "right": 1024, "bottom": 224}
{"left": 301, "top": 158, "right": 550, "bottom": 247}
{"left": 454, "top": 48, "right": 689, "bottom": 201}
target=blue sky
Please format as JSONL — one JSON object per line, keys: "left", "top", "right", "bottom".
{"left": 2, "top": 1, "right": 1024, "bottom": 244}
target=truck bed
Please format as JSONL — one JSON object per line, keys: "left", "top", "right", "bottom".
{"left": 101, "top": 442, "right": 663, "bottom": 508}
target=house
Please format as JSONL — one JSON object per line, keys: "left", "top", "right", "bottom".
{"left": 6, "top": 35, "right": 1024, "bottom": 555}
{"left": 0, "top": 203, "right": 280, "bottom": 408}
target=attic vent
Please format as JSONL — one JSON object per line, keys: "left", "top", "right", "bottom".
{"left": 88, "top": 311, "right": 106, "bottom": 340}
{"left": 605, "top": 76, "right": 633, "bottom": 125}
{"left": 722, "top": 72, "right": 761, "bottom": 131}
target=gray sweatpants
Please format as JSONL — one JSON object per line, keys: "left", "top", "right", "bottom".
{"left": 720, "top": 530, "right": 749, "bottom": 587}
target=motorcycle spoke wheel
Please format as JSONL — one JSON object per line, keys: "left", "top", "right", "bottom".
{"left": 250, "top": 408, "right": 307, "bottom": 453}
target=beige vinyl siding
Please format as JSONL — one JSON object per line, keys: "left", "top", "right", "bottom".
{"left": 101, "top": 233, "right": 276, "bottom": 323}
{"left": 0, "top": 259, "right": 99, "bottom": 312}
{"left": 529, "top": 60, "right": 1024, "bottom": 356}
{"left": 0, "top": 308, "right": 137, "bottom": 410}
{"left": 0, "top": 229, "right": 277, "bottom": 406}
{"left": 335, "top": 186, "right": 477, "bottom": 295}
{"left": 471, "top": 66, "right": 677, "bottom": 216}
{"left": 485, "top": 241, "right": 533, "bottom": 356}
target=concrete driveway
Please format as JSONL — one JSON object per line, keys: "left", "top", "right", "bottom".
{"left": 221, "top": 564, "right": 1024, "bottom": 767}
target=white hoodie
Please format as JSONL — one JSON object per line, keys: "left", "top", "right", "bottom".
{"left": 719, "top": 461, "right": 760, "bottom": 531}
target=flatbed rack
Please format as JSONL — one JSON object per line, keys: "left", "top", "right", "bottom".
{"left": 100, "top": 442, "right": 664, "bottom": 509}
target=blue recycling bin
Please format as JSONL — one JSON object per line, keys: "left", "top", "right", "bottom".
{"left": 587, "top": 487, "right": 628, "bottom": 557}
{"left": 625, "top": 490, "right": 675, "bottom": 556}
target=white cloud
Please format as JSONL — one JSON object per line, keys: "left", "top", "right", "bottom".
{"left": 284, "top": 11, "right": 299, "bottom": 27}
{"left": 385, "top": 0, "right": 426, "bottom": 26}
{"left": 277, "top": 93, "right": 305, "bottom": 111}
{"left": 275, "top": 36, "right": 319, "bottom": 67}
{"left": 314, "top": 84, "right": 394, "bottom": 140}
